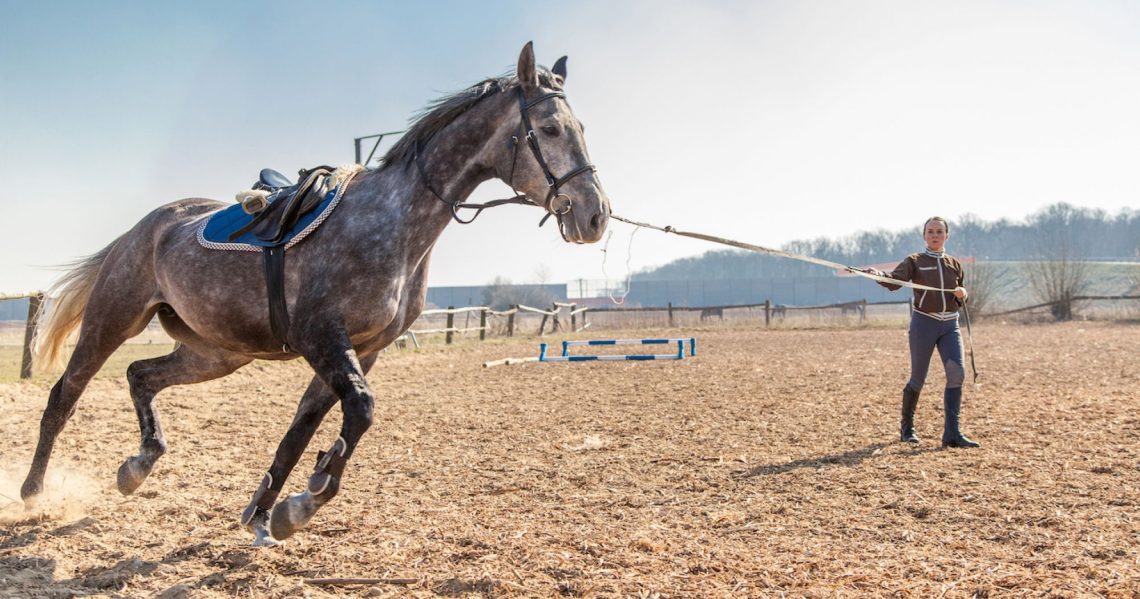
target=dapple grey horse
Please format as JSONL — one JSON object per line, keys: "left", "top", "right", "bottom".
{"left": 22, "top": 42, "right": 610, "bottom": 545}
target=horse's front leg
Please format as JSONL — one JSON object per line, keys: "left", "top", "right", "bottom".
{"left": 241, "top": 350, "right": 379, "bottom": 545}
{"left": 262, "top": 333, "right": 377, "bottom": 543}
{"left": 240, "top": 374, "right": 337, "bottom": 545}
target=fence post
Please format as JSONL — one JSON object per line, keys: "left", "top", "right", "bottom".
{"left": 20, "top": 293, "right": 44, "bottom": 379}
{"left": 507, "top": 305, "right": 516, "bottom": 337}
{"left": 446, "top": 306, "right": 454, "bottom": 344}
{"left": 538, "top": 312, "right": 549, "bottom": 336}
{"left": 667, "top": 302, "right": 674, "bottom": 327}
{"left": 570, "top": 303, "right": 577, "bottom": 332}
{"left": 551, "top": 302, "right": 560, "bottom": 333}
{"left": 764, "top": 299, "right": 771, "bottom": 327}
{"left": 479, "top": 308, "right": 487, "bottom": 341}
{"left": 860, "top": 299, "right": 866, "bottom": 325}
{"left": 581, "top": 308, "right": 588, "bottom": 331}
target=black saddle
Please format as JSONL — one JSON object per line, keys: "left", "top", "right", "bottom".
{"left": 254, "top": 168, "right": 295, "bottom": 191}
{"left": 229, "top": 165, "right": 336, "bottom": 244}
{"left": 231, "top": 165, "right": 338, "bottom": 353}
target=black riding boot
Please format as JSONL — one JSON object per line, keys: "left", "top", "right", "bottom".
{"left": 900, "top": 385, "right": 920, "bottom": 444}
{"left": 941, "top": 387, "right": 979, "bottom": 448}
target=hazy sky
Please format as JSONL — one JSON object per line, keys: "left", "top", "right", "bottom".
{"left": 2, "top": 1, "right": 1138, "bottom": 293}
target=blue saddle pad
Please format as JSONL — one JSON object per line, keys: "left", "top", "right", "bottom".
{"left": 199, "top": 187, "right": 339, "bottom": 250}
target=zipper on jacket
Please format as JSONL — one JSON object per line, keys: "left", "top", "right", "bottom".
{"left": 937, "top": 257, "right": 946, "bottom": 312}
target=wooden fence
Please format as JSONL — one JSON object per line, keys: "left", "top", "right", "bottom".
{"left": 4, "top": 292, "right": 1138, "bottom": 375}
{"left": 980, "top": 295, "right": 1140, "bottom": 319}
{"left": 1, "top": 291, "right": 45, "bottom": 379}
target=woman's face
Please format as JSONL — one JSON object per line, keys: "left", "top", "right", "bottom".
{"left": 924, "top": 220, "right": 949, "bottom": 252}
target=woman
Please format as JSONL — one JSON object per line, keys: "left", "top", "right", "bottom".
{"left": 867, "top": 216, "right": 979, "bottom": 448}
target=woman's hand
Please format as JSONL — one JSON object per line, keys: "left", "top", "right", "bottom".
{"left": 953, "top": 286, "right": 968, "bottom": 300}
{"left": 863, "top": 268, "right": 884, "bottom": 277}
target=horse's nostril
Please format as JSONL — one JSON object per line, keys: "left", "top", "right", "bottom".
{"left": 590, "top": 212, "right": 601, "bottom": 231}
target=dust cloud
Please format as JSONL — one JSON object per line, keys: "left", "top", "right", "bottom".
{"left": 0, "top": 462, "right": 101, "bottom": 524}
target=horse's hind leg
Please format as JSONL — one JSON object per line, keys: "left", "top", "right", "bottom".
{"left": 118, "top": 342, "right": 251, "bottom": 495}
{"left": 266, "top": 337, "right": 378, "bottom": 542}
{"left": 21, "top": 307, "right": 156, "bottom": 504}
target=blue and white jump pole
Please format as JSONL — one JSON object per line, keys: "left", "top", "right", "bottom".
{"left": 538, "top": 337, "right": 697, "bottom": 362}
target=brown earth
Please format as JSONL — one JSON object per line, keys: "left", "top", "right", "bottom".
{"left": 0, "top": 322, "right": 1137, "bottom": 598}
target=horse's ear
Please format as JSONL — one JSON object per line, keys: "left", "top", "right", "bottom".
{"left": 517, "top": 41, "right": 538, "bottom": 90}
{"left": 552, "top": 56, "right": 567, "bottom": 84}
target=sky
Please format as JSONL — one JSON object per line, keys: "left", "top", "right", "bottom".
{"left": 2, "top": 1, "right": 1138, "bottom": 294}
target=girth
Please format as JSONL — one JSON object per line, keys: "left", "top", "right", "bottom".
{"left": 239, "top": 165, "right": 335, "bottom": 352}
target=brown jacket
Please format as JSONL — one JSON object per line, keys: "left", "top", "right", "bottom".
{"left": 877, "top": 252, "right": 965, "bottom": 315}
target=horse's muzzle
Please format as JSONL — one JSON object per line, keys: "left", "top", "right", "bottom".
{"left": 565, "top": 200, "right": 608, "bottom": 244}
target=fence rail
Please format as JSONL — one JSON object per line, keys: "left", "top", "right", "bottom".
{"left": 4, "top": 292, "right": 1138, "bottom": 376}
{"left": 980, "top": 295, "right": 1140, "bottom": 318}
{"left": 0, "top": 291, "right": 45, "bottom": 379}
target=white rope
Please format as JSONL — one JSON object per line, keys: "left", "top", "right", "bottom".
{"left": 600, "top": 227, "right": 638, "bottom": 304}
{"left": 609, "top": 214, "right": 954, "bottom": 293}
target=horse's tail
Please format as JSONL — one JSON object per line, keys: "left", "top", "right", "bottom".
{"left": 33, "top": 236, "right": 124, "bottom": 371}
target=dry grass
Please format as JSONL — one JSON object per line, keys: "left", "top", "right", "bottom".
{"left": 0, "top": 322, "right": 1138, "bottom": 597}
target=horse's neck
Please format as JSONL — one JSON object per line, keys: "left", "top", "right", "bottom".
{"left": 359, "top": 98, "right": 508, "bottom": 260}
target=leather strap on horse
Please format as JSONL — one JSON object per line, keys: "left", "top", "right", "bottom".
{"left": 263, "top": 246, "right": 291, "bottom": 352}
{"left": 413, "top": 139, "right": 534, "bottom": 224}
{"left": 242, "top": 166, "right": 339, "bottom": 353}
{"left": 414, "top": 86, "right": 595, "bottom": 237}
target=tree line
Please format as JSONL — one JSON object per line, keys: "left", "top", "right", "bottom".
{"left": 634, "top": 203, "right": 1139, "bottom": 281}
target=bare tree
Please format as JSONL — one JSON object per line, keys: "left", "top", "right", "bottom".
{"left": 965, "top": 260, "right": 1013, "bottom": 315}
{"left": 483, "top": 276, "right": 555, "bottom": 311}
{"left": 1024, "top": 204, "right": 1092, "bottom": 320}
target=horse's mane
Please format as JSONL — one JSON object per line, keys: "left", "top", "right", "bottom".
{"left": 380, "top": 69, "right": 561, "bottom": 169}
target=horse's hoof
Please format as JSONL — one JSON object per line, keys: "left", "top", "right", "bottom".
{"left": 116, "top": 457, "right": 149, "bottom": 495}
{"left": 269, "top": 491, "right": 319, "bottom": 540}
{"left": 20, "top": 480, "right": 42, "bottom": 509}
{"left": 241, "top": 506, "right": 279, "bottom": 547}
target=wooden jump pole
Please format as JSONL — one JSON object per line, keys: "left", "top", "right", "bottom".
{"left": 445, "top": 307, "right": 454, "bottom": 344}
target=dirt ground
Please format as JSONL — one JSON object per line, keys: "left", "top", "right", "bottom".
{"left": 0, "top": 321, "right": 1137, "bottom": 598}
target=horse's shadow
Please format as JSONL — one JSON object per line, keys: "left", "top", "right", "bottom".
{"left": 735, "top": 442, "right": 937, "bottom": 478}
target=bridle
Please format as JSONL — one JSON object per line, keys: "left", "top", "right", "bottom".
{"left": 415, "top": 85, "right": 597, "bottom": 239}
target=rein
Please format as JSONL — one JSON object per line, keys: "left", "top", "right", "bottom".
{"left": 610, "top": 213, "right": 981, "bottom": 384}
{"left": 414, "top": 86, "right": 596, "bottom": 240}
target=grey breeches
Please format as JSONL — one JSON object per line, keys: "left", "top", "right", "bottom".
{"left": 906, "top": 312, "right": 965, "bottom": 391}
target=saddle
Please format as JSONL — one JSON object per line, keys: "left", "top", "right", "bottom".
{"left": 235, "top": 165, "right": 336, "bottom": 353}
{"left": 229, "top": 166, "right": 336, "bottom": 244}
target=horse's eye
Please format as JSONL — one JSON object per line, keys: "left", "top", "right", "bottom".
{"left": 541, "top": 124, "right": 560, "bottom": 137}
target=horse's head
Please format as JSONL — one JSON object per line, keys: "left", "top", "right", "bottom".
{"left": 493, "top": 42, "right": 610, "bottom": 244}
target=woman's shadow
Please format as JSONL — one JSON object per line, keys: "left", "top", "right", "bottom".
{"left": 735, "top": 441, "right": 937, "bottom": 478}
